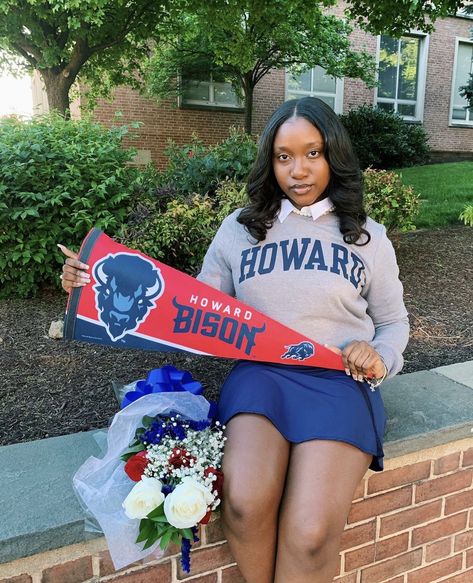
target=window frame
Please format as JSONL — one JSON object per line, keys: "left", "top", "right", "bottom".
{"left": 284, "top": 67, "right": 344, "bottom": 114}
{"left": 374, "top": 32, "right": 429, "bottom": 123}
{"left": 178, "top": 72, "right": 243, "bottom": 111}
{"left": 449, "top": 37, "right": 473, "bottom": 127}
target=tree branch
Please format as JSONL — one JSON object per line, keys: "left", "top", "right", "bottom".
{"left": 10, "top": 42, "right": 38, "bottom": 68}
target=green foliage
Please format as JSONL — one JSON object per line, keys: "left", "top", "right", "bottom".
{"left": 459, "top": 205, "right": 473, "bottom": 227}
{"left": 0, "top": 113, "right": 140, "bottom": 298}
{"left": 159, "top": 129, "right": 257, "bottom": 197}
{"left": 459, "top": 73, "right": 473, "bottom": 110}
{"left": 120, "top": 180, "right": 248, "bottom": 275}
{"left": 339, "top": 106, "right": 431, "bottom": 170}
{"left": 363, "top": 168, "right": 420, "bottom": 232}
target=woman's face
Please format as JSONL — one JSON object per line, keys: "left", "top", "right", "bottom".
{"left": 272, "top": 116, "right": 331, "bottom": 209}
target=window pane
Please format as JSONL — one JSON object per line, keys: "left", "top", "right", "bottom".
{"left": 287, "top": 70, "right": 311, "bottom": 92}
{"left": 377, "top": 102, "right": 395, "bottom": 112}
{"left": 316, "top": 95, "right": 335, "bottom": 109}
{"left": 398, "top": 103, "right": 416, "bottom": 117}
{"left": 286, "top": 92, "right": 300, "bottom": 100}
{"left": 453, "top": 43, "right": 473, "bottom": 109}
{"left": 398, "top": 37, "right": 419, "bottom": 100}
{"left": 313, "top": 66, "right": 336, "bottom": 93}
{"left": 378, "top": 36, "right": 399, "bottom": 98}
{"left": 183, "top": 81, "right": 210, "bottom": 102}
{"left": 452, "top": 107, "right": 467, "bottom": 120}
{"left": 214, "top": 82, "right": 239, "bottom": 106}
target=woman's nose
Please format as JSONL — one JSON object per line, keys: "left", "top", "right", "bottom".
{"left": 290, "top": 158, "right": 308, "bottom": 179}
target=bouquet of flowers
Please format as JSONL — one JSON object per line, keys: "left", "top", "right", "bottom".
{"left": 73, "top": 366, "right": 225, "bottom": 573}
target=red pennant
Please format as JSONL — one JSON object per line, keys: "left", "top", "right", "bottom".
{"left": 63, "top": 228, "right": 343, "bottom": 371}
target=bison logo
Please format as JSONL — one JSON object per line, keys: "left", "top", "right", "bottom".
{"left": 92, "top": 253, "right": 164, "bottom": 341}
{"left": 281, "top": 341, "right": 315, "bottom": 361}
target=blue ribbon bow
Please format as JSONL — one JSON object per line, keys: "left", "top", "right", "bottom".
{"left": 121, "top": 365, "right": 204, "bottom": 409}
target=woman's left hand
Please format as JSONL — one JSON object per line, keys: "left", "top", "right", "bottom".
{"left": 340, "top": 341, "right": 386, "bottom": 382}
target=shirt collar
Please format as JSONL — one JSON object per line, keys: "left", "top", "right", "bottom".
{"left": 277, "top": 196, "right": 335, "bottom": 223}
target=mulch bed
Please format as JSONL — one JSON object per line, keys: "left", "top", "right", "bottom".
{"left": 1, "top": 225, "right": 472, "bottom": 446}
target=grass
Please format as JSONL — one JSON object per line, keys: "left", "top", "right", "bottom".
{"left": 397, "top": 161, "right": 473, "bottom": 229}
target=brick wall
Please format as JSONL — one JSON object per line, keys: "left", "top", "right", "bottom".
{"left": 1, "top": 440, "right": 472, "bottom": 583}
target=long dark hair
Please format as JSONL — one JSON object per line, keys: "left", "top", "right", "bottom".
{"left": 238, "top": 97, "right": 370, "bottom": 245}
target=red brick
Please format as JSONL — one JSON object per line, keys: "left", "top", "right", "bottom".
{"left": 340, "top": 520, "right": 376, "bottom": 551}
{"left": 98, "top": 550, "right": 147, "bottom": 577}
{"left": 204, "top": 518, "right": 226, "bottom": 544}
{"left": 0, "top": 576, "right": 32, "bottom": 583}
{"left": 407, "top": 554, "right": 462, "bottom": 583}
{"left": 41, "top": 556, "right": 93, "bottom": 583}
{"left": 454, "top": 530, "right": 473, "bottom": 552}
{"left": 467, "top": 548, "right": 473, "bottom": 568}
{"left": 434, "top": 569, "right": 473, "bottom": 583}
{"left": 426, "top": 537, "right": 452, "bottom": 562}
{"left": 367, "top": 461, "right": 431, "bottom": 494}
{"left": 348, "top": 486, "right": 412, "bottom": 524}
{"left": 375, "top": 532, "right": 409, "bottom": 562}
{"left": 462, "top": 448, "right": 473, "bottom": 467}
{"left": 360, "top": 549, "right": 423, "bottom": 583}
{"left": 380, "top": 500, "right": 442, "bottom": 537}
{"left": 177, "top": 543, "right": 234, "bottom": 579}
{"left": 181, "top": 575, "right": 217, "bottom": 583}
{"left": 415, "top": 469, "right": 472, "bottom": 503}
{"left": 344, "top": 544, "right": 375, "bottom": 571}
{"left": 412, "top": 512, "right": 468, "bottom": 546}
{"left": 384, "top": 579, "right": 404, "bottom": 583}
{"left": 334, "top": 574, "right": 357, "bottom": 583}
{"left": 221, "top": 564, "right": 245, "bottom": 582}
{"left": 434, "top": 453, "right": 461, "bottom": 475}
{"left": 103, "top": 562, "right": 172, "bottom": 582}
{"left": 445, "top": 489, "right": 473, "bottom": 515}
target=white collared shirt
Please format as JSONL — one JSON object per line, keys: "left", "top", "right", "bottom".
{"left": 277, "top": 196, "right": 335, "bottom": 223}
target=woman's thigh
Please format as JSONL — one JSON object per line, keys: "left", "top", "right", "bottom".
{"left": 278, "top": 439, "right": 372, "bottom": 542}
{"left": 222, "top": 413, "right": 291, "bottom": 522}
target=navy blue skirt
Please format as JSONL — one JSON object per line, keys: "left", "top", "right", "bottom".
{"left": 217, "top": 361, "right": 387, "bottom": 472}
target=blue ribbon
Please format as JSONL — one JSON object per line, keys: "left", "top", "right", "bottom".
{"left": 121, "top": 365, "right": 204, "bottom": 409}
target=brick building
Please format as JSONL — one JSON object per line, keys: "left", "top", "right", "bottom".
{"left": 34, "top": 6, "right": 473, "bottom": 168}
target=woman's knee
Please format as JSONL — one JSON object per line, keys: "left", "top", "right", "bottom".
{"left": 279, "top": 519, "right": 341, "bottom": 568}
{"left": 223, "top": 482, "right": 281, "bottom": 531}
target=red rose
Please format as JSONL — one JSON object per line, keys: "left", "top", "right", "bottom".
{"left": 188, "top": 150, "right": 194, "bottom": 158}
{"left": 204, "top": 467, "right": 224, "bottom": 500}
{"left": 124, "top": 450, "right": 149, "bottom": 482}
{"left": 168, "top": 447, "right": 196, "bottom": 469}
{"left": 199, "top": 510, "right": 212, "bottom": 525}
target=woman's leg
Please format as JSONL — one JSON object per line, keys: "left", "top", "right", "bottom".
{"left": 221, "top": 413, "right": 291, "bottom": 583}
{"left": 274, "top": 440, "right": 372, "bottom": 583}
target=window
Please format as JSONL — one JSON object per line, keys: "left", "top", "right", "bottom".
{"left": 375, "top": 34, "right": 428, "bottom": 121}
{"left": 286, "top": 66, "right": 344, "bottom": 113}
{"left": 450, "top": 40, "right": 473, "bottom": 125}
{"left": 180, "top": 73, "right": 242, "bottom": 109}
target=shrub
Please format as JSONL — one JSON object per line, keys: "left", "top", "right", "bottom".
{"left": 120, "top": 180, "right": 248, "bottom": 275}
{"left": 159, "top": 128, "right": 257, "bottom": 196}
{"left": 0, "top": 113, "right": 140, "bottom": 298}
{"left": 459, "top": 205, "right": 473, "bottom": 227}
{"left": 339, "top": 106, "right": 430, "bottom": 170}
{"left": 363, "top": 168, "right": 420, "bottom": 232}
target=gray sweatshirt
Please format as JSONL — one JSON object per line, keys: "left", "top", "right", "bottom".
{"left": 197, "top": 208, "right": 409, "bottom": 377}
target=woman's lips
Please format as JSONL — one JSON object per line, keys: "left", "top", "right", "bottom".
{"left": 291, "top": 184, "right": 313, "bottom": 195}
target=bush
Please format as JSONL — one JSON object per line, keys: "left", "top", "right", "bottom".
{"left": 120, "top": 180, "right": 248, "bottom": 275}
{"left": 0, "top": 113, "right": 141, "bottom": 298}
{"left": 363, "top": 168, "right": 420, "bottom": 232}
{"left": 339, "top": 106, "right": 430, "bottom": 170}
{"left": 159, "top": 128, "right": 257, "bottom": 196}
{"left": 459, "top": 205, "right": 473, "bottom": 227}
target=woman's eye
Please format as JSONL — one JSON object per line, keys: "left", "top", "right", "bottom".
{"left": 277, "top": 154, "right": 289, "bottom": 161}
{"left": 308, "top": 150, "right": 320, "bottom": 158}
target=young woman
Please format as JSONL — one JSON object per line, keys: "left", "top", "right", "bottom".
{"left": 60, "top": 97, "right": 409, "bottom": 583}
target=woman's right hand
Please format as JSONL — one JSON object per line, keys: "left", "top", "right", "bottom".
{"left": 57, "top": 244, "right": 90, "bottom": 293}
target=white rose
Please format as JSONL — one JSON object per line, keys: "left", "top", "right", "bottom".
{"left": 122, "top": 476, "right": 165, "bottom": 520}
{"left": 164, "top": 477, "right": 214, "bottom": 529}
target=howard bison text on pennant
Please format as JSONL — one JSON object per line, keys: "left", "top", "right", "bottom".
{"left": 63, "top": 228, "right": 344, "bottom": 371}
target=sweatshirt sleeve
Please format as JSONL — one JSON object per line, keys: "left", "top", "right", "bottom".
{"left": 196, "top": 213, "right": 237, "bottom": 296}
{"left": 364, "top": 227, "right": 410, "bottom": 378}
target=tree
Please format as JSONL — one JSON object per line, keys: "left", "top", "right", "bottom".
{"left": 0, "top": 0, "right": 175, "bottom": 116}
{"left": 146, "top": 0, "right": 377, "bottom": 133}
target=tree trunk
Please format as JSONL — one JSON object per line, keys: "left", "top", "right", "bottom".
{"left": 41, "top": 70, "right": 74, "bottom": 118}
{"left": 242, "top": 75, "right": 254, "bottom": 134}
